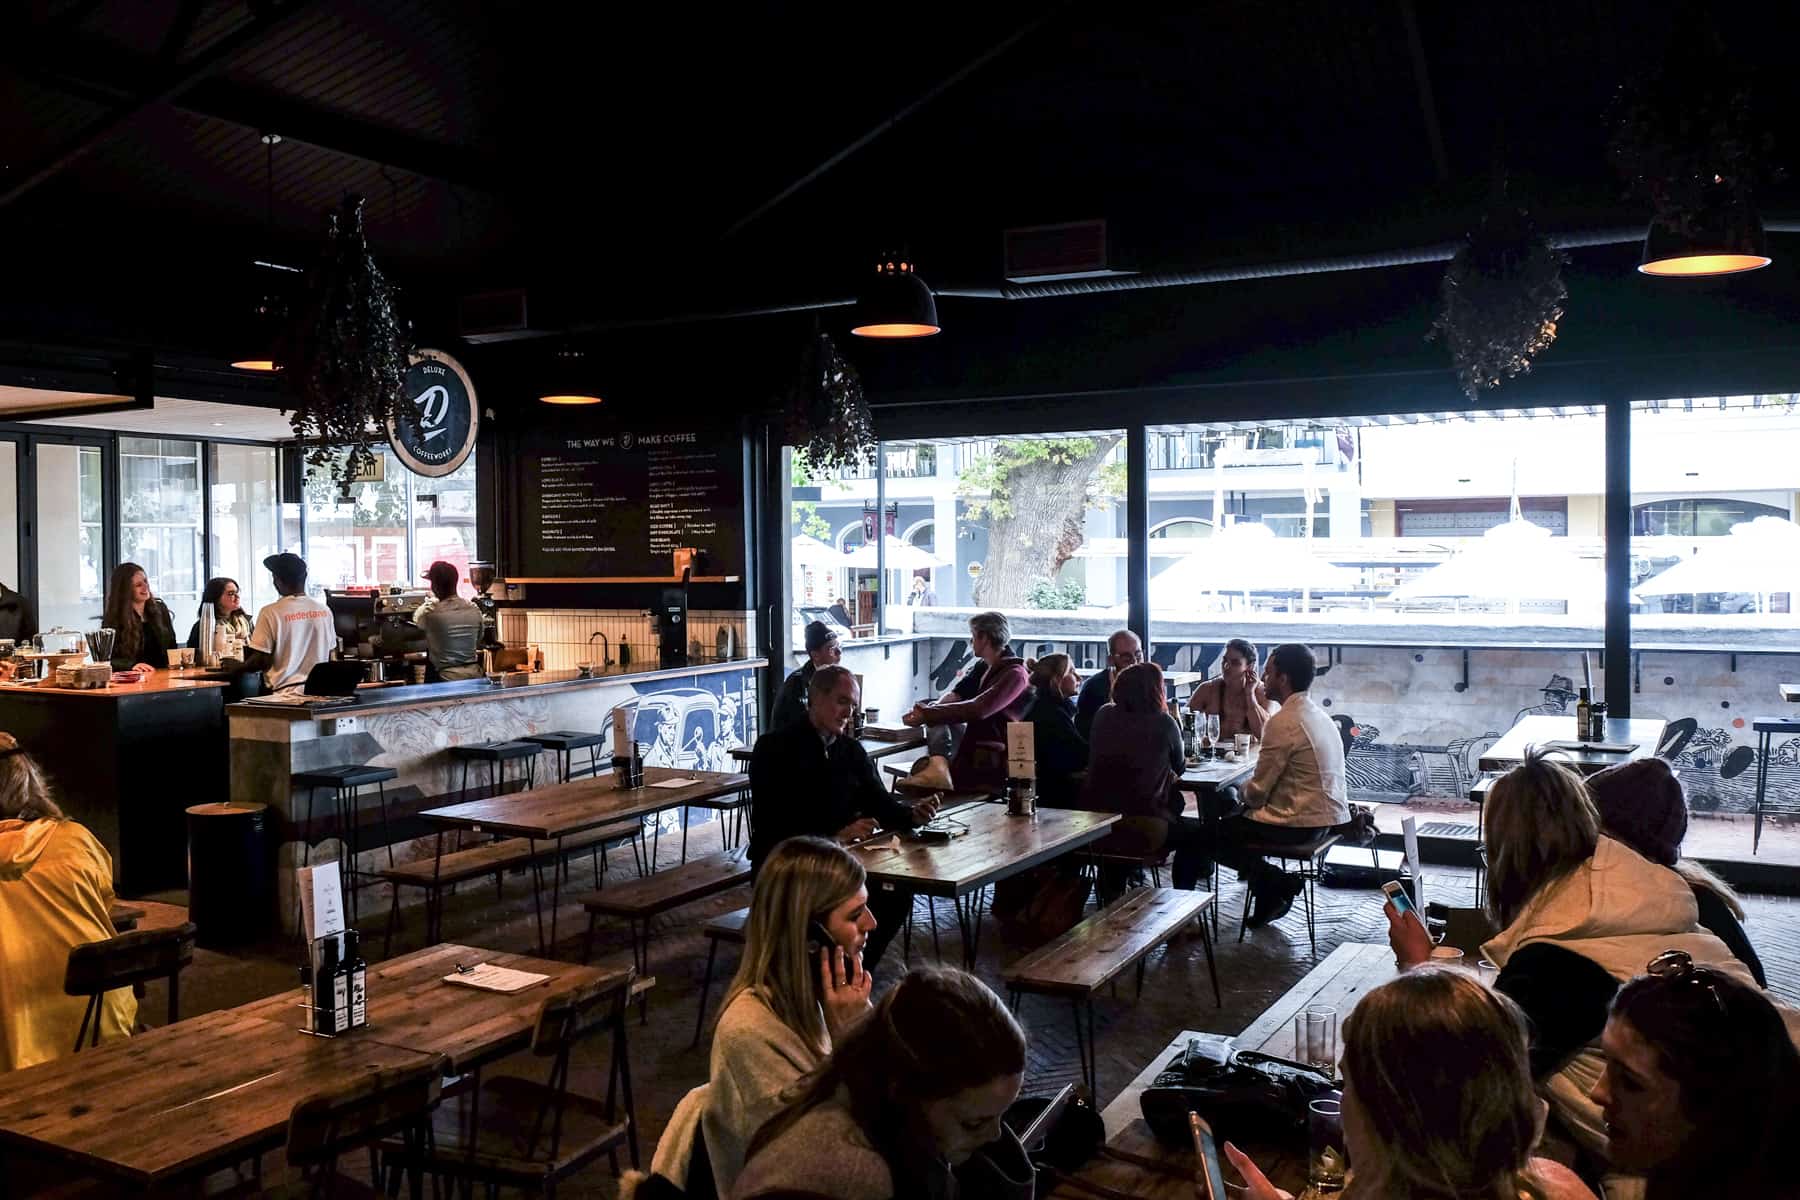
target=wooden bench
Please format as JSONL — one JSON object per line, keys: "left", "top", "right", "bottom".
{"left": 1003, "top": 887, "right": 1217, "bottom": 1100}
{"left": 578, "top": 849, "right": 752, "bottom": 985}
{"left": 379, "top": 820, "right": 648, "bottom": 954}
{"left": 692, "top": 906, "right": 750, "bottom": 1046}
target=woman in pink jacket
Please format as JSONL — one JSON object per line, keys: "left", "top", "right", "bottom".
{"left": 903, "top": 611, "right": 1029, "bottom": 792}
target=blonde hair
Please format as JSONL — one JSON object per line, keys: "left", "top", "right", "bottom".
{"left": 0, "top": 734, "right": 64, "bottom": 822}
{"left": 724, "top": 836, "right": 866, "bottom": 1052}
{"left": 1027, "top": 653, "right": 1072, "bottom": 691}
{"left": 1483, "top": 747, "right": 1599, "bottom": 929}
{"left": 1341, "top": 966, "right": 1552, "bottom": 1200}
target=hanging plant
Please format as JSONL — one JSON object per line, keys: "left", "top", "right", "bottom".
{"left": 286, "top": 195, "right": 414, "bottom": 487}
{"left": 1428, "top": 203, "right": 1567, "bottom": 400}
{"left": 783, "top": 330, "right": 875, "bottom": 476}
{"left": 1607, "top": 26, "right": 1780, "bottom": 236}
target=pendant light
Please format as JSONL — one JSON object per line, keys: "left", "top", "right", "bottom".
{"left": 231, "top": 133, "right": 288, "bottom": 371}
{"left": 538, "top": 343, "right": 603, "bottom": 405}
{"left": 850, "top": 256, "right": 940, "bottom": 338}
{"left": 1638, "top": 184, "right": 1771, "bottom": 277}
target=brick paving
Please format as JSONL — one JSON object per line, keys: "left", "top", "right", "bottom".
{"left": 91, "top": 812, "right": 1800, "bottom": 1197}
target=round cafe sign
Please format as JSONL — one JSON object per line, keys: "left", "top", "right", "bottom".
{"left": 387, "top": 348, "right": 478, "bottom": 477}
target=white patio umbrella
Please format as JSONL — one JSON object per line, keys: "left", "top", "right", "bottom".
{"left": 841, "top": 535, "right": 949, "bottom": 571}
{"left": 1635, "top": 516, "right": 1800, "bottom": 599}
{"left": 789, "top": 534, "right": 845, "bottom": 569}
{"left": 1152, "top": 521, "right": 1356, "bottom": 607}
{"left": 1387, "top": 516, "right": 1610, "bottom": 611}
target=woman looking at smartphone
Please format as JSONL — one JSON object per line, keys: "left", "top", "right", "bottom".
{"left": 1227, "top": 966, "right": 1595, "bottom": 1200}
{"left": 651, "top": 836, "right": 877, "bottom": 1195}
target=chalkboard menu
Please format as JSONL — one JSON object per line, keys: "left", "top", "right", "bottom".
{"left": 514, "top": 428, "right": 745, "bottom": 580}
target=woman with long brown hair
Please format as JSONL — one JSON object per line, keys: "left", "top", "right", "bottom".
{"left": 101, "top": 561, "right": 177, "bottom": 673}
{"left": 1387, "top": 749, "right": 1769, "bottom": 1163}
{"left": 1078, "top": 661, "right": 1197, "bottom": 895}
{"left": 1229, "top": 967, "right": 1594, "bottom": 1200}
{"left": 0, "top": 733, "right": 136, "bottom": 1070}
{"left": 732, "top": 966, "right": 1032, "bottom": 1200}
{"left": 1022, "top": 653, "right": 1086, "bottom": 808}
{"left": 651, "top": 837, "right": 878, "bottom": 1195}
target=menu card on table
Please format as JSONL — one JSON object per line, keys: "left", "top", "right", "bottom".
{"left": 1007, "top": 721, "right": 1036, "bottom": 780}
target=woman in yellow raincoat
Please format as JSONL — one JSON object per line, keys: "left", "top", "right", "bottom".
{"left": 0, "top": 732, "right": 135, "bottom": 1071}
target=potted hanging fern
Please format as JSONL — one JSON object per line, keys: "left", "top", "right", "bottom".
{"left": 783, "top": 329, "right": 875, "bottom": 477}
{"left": 286, "top": 195, "right": 415, "bottom": 488}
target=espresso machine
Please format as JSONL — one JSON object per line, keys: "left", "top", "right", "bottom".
{"left": 468, "top": 561, "right": 502, "bottom": 648}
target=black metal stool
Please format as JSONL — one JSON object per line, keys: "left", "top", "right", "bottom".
{"left": 292, "top": 763, "right": 400, "bottom": 924}
{"left": 524, "top": 730, "right": 608, "bottom": 784}
{"left": 448, "top": 740, "right": 540, "bottom": 803}
{"left": 1752, "top": 717, "right": 1800, "bottom": 853}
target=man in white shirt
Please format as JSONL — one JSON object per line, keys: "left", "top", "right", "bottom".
{"left": 1220, "top": 643, "right": 1350, "bottom": 927}
{"left": 240, "top": 553, "right": 336, "bottom": 693}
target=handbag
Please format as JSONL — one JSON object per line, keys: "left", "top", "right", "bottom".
{"left": 1139, "top": 1034, "right": 1338, "bottom": 1146}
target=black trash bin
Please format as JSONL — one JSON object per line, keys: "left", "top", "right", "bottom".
{"left": 186, "top": 801, "right": 271, "bottom": 948}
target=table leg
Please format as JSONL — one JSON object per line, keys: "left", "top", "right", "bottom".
{"left": 1756, "top": 731, "right": 1772, "bottom": 855}
{"left": 550, "top": 835, "right": 565, "bottom": 953}
{"left": 528, "top": 838, "right": 547, "bottom": 955}
{"left": 681, "top": 806, "right": 690, "bottom": 864}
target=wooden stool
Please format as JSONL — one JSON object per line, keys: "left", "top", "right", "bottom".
{"left": 693, "top": 907, "right": 750, "bottom": 1046}
{"left": 291, "top": 764, "right": 398, "bottom": 924}
{"left": 63, "top": 922, "right": 198, "bottom": 1050}
{"left": 524, "top": 730, "right": 608, "bottom": 784}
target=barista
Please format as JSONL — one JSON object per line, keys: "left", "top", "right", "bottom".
{"left": 239, "top": 553, "right": 335, "bottom": 693}
{"left": 415, "top": 561, "right": 483, "bottom": 682}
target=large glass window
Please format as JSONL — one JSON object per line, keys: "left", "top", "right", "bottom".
{"left": 209, "top": 444, "right": 281, "bottom": 614}
{"left": 302, "top": 448, "right": 479, "bottom": 596}
{"left": 1629, "top": 396, "right": 1800, "bottom": 868}
{"left": 1147, "top": 410, "right": 1606, "bottom": 824}
{"left": 119, "top": 437, "right": 203, "bottom": 613}
{"left": 35, "top": 443, "right": 106, "bottom": 631}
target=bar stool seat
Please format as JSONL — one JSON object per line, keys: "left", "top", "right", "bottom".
{"left": 291, "top": 765, "right": 400, "bottom": 924}
{"left": 1229, "top": 832, "right": 1342, "bottom": 957}
{"left": 449, "top": 740, "right": 540, "bottom": 764}
{"left": 1752, "top": 717, "right": 1800, "bottom": 853}
{"left": 524, "top": 730, "right": 608, "bottom": 784}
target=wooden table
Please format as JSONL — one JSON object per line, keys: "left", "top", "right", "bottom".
{"left": 851, "top": 805, "right": 1118, "bottom": 967}
{"left": 0, "top": 1009, "right": 437, "bottom": 1191}
{"left": 1178, "top": 752, "right": 1256, "bottom": 816}
{"left": 108, "top": 899, "right": 190, "bottom": 933}
{"left": 1053, "top": 943, "right": 1394, "bottom": 1199}
{"left": 1478, "top": 714, "right": 1668, "bottom": 776}
{"left": 234, "top": 942, "right": 621, "bottom": 1074}
{"left": 419, "top": 768, "right": 748, "bottom": 951}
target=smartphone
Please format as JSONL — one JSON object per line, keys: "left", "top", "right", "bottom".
{"left": 806, "top": 918, "right": 834, "bottom": 957}
{"left": 1381, "top": 879, "right": 1425, "bottom": 927}
{"left": 1188, "top": 1112, "right": 1228, "bottom": 1200}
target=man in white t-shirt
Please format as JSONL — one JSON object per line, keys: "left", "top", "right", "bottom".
{"left": 240, "top": 553, "right": 336, "bottom": 693}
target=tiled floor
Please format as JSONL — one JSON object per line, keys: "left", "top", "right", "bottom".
{"left": 59, "top": 812, "right": 1800, "bottom": 1197}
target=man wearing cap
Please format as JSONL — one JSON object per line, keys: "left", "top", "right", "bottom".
{"left": 771, "top": 619, "right": 841, "bottom": 731}
{"left": 413, "top": 561, "right": 484, "bottom": 682}
{"left": 239, "top": 553, "right": 335, "bottom": 693}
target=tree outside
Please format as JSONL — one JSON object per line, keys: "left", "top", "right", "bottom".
{"left": 957, "top": 435, "right": 1125, "bottom": 607}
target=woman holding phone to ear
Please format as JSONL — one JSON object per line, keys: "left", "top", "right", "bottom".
{"left": 651, "top": 836, "right": 877, "bottom": 1196}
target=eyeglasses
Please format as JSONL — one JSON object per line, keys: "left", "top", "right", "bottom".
{"left": 1645, "top": 949, "right": 1729, "bottom": 1020}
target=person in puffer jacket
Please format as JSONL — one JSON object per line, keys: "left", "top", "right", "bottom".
{"left": 1388, "top": 750, "right": 1800, "bottom": 1167}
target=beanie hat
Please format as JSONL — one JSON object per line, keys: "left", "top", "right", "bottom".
{"left": 804, "top": 620, "right": 836, "bottom": 653}
{"left": 1588, "top": 757, "right": 1687, "bottom": 867}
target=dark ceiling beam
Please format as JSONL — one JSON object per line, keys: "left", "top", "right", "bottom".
{"left": 0, "top": 0, "right": 317, "bottom": 210}
{"left": 158, "top": 0, "right": 206, "bottom": 67}
{"left": 11, "top": 45, "right": 505, "bottom": 194}
{"left": 1398, "top": 0, "right": 1450, "bottom": 183}
{"left": 718, "top": 4, "right": 1067, "bottom": 241}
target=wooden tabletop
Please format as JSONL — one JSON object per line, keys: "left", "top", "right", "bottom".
{"left": 1178, "top": 753, "right": 1256, "bottom": 791}
{"left": 851, "top": 804, "right": 1118, "bottom": 897}
{"left": 0, "top": 667, "right": 227, "bottom": 699}
{"left": 108, "top": 899, "right": 189, "bottom": 933}
{"left": 730, "top": 732, "right": 926, "bottom": 764}
{"left": 0, "top": 1009, "right": 436, "bottom": 1187}
{"left": 1054, "top": 943, "right": 1394, "bottom": 1198}
{"left": 233, "top": 942, "right": 622, "bottom": 1074}
{"left": 1478, "top": 714, "right": 1668, "bottom": 775}
{"left": 419, "top": 767, "right": 748, "bottom": 840}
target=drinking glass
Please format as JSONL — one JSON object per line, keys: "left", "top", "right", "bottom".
{"left": 1204, "top": 713, "right": 1221, "bottom": 748}
{"left": 1477, "top": 959, "right": 1500, "bottom": 986}
{"left": 1430, "top": 946, "right": 1465, "bottom": 965}
{"left": 1294, "top": 1004, "right": 1337, "bottom": 1074}
{"left": 1233, "top": 732, "right": 1252, "bottom": 758}
{"left": 1308, "top": 1098, "right": 1349, "bottom": 1192}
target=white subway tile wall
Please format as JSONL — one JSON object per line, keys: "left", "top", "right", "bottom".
{"left": 496, "top": 609, "right": 752, "bottom": 672}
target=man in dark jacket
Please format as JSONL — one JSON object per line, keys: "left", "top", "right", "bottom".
{"left": 770, "top": 620, "right": 841, "bottom": 732}
{"left": 0, "top": 582, "right": 37, "bottom": 646}
{"left": 750, "top": 664, "right": 938, "bottom": 966}
{"left": 1074, "top": 628, "right": 1143, "bottom": 739}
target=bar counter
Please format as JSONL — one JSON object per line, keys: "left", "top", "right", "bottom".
{"left": 227, "top": 656, "right": 766, "bottom": 930}
{"left": 0, "top": 669, "right": 232, "bottom": 894}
